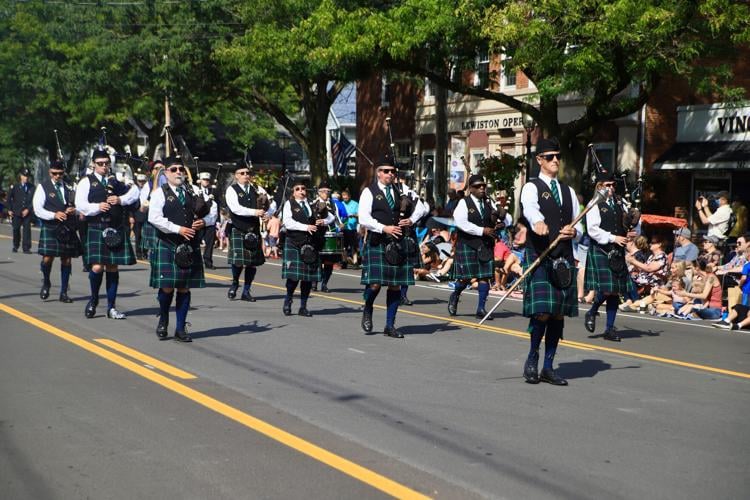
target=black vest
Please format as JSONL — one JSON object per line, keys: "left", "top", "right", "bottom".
{"left": 157, "top": 185, "right": 196, "bottom": 246}
{"left": 229, "top": 183, "right": 259, "bottom": 233}
{"left": 41, "top": 179, "right": 73, "bottom": 228}
{"left": 595, "top": 199, "right": 626, "bottom": 243}
{"left": 285, "top": 198, "right": 315, "bottom": 246}
{"left": 522, "top": 178, "right": 574, "bottom": 261}
{"left": 366, "top": 181, "right": 401, "bottom": 245}
{"left": 457, "top": 196, "right": 493, "bottom": 244}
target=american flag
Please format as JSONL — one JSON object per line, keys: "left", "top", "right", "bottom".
{"left": 331, "top": 132, "right": 356, "bottom": 175}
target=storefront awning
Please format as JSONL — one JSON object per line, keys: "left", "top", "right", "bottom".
{"left": 652, "top": 140, "right": 750, "bottom": 170}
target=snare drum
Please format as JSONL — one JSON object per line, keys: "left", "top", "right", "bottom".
{"left": 320, "top": 231, "right": 343, "bottom": 256}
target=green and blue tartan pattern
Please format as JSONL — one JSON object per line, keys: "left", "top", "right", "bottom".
{"left": 227, "top": 227, "right": 266, "bottom": 266}
{"left": 83, "top": 222, "right": 136, "bottom": 266}
{"left": 360, "top": 240, "right": 414, "bottom": 286}
{"left": 521, "top": 248, "right": 578, "bottom": 318}
{"left": 584, "top": 245, "right": 634, "bottom": 295}
{"left": 37, "top": 223, "right": 82, "bottom": 258}
{"left": 148, "top": 238, "right": 205, "bottom": 289}
{"left": 282, "top": 241, "right": 322, "bottom": 282}
{"left": 450, "top": 240, "right": 494, "bottom": 280}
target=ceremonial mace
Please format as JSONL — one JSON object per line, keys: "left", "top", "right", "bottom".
{"left": 478, "top": 188, "right": 608, "bottom": 325}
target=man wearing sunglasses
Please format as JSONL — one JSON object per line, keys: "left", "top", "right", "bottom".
{"left": 147, "top": 156, "right": 207, "bottom": 342}
{"left": 8, "top": 167, "right": 35, "bottom": 253}
{"left": 519, "top": 137, "right": 582, "bottom": 386}
{"left": 75, "top": 148, "right": 140, "bottom": 320}
{"left": 582, "top": 168, "right": 634, "bottom": 343}
{"left": 358, "top": 155, "right": 419, "bottom": 338}
{"left": 32, "top": 159, "right": 82, "bottom": 303}
{"left": 448, "top": 174, "right": 498, "bottom": 320}
{"left": 224, "top": 162, "right": 274, "bottom": 302}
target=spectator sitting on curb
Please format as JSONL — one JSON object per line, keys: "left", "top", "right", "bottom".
{"left": 699, "top": 235, "right": 723, "bottom": 267}
{"left": 673, "top": 227, "right": 699, "bottom": 263}
{"left": 713, "top": 255, "right": 750, "bottom": 330}
{"left": 621, "top": 236, "right": 669, "bottom": 312}
{"left": 674, "top": 261, "right": 723, "bottom": 320}
{"left": 716, "top": 234, "right": 749, "bottom": 280}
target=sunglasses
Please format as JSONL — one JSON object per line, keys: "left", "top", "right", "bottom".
{"left": 293, "top": 186, "right": 306, "bottom": 191}
{"left": 94, "top": 161, "right": 110, "bottom": 166}
{"left": 379, "top": 168, "right": 396, "bottom": 174}
{"left": 603, "top": 183, "right": 615, "bottom": 188}
{"left": 236, "top": 171, "right": 251, "bottom": 176}
{"left": 167, "top": 166, "right": 186, "bottom": 173}
{"left": 471, "top": 184, "right": 486, "bottom": 188}
{"left": 539, "top": 153, "right": 561, "bottom": 161}
{"left": 50, "top": 171, "right": 64, "bottom": 176}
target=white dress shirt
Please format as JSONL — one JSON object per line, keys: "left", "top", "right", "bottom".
{"left": 282, "top": 199, "right": 335, "bottom": 231}
{"left": 358, "top": 182, "right": 424, "bottom": 233}
{"left": 33, "top": 182, "right": 65, "bottom": 221}
{"left": 453, "top": 194, "right": 489, "bottom": 237}
{"left": 520, "top": 172, "right": 583, "bottom": 236}
{"left": 585, "top": 201, "right": 617, "bottom": 245}
{"left": 74, "top": 173, "right": 139, "bottom": 217}
{"left": 138, "top": 182, "right": 151, "bottom": 206}
{"left": 224, "top": 183, "right": 276, "bottom": 218}
{"left": 148, "top": 183, "right": 215, "bottom": 234}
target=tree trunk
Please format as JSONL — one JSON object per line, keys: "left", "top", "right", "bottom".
{"left": 434, "top": 84, "right": 448, "bottom": 208}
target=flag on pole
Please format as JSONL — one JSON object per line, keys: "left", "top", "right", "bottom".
{"left": 331, "top": 131, "right": 356, "bottom": 175}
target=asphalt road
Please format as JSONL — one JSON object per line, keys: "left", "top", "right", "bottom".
{"left": 1, "top": 225, "right": 749, "bottom": 499}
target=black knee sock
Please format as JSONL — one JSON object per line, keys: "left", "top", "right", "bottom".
{"left": 231, "top": 265, "right": 242, "bottom": 283}
{"left": 89, "top": 271, "right": 103, "bottom": 302}
{"left": 105, "top": 271, "right": 119, "bottom": 310}
{"left": 244, "top": 266, "right": 257, "bottom": 292}
{"left": 544, "top": 319, "right": 564, "bottom": 369}
{"left": 528, "top": 316, "right": 547, "bottom": 358}
{"left": 300, "top": 281, "right": 312, "bottom": 308}
{"left": 605, "top": 295, "right": 619, "bottom": 330}
{"left": 321, "top": 265, "right": 333, "bottom": 286}
{"left": 157, "top": 289, "right": 174, "bottom": 319}
{"left": 363, "top": 285, "right": 380, "bottom": 310}
{"left": 60, "top": 264, "right": 72, "bottom": 294}
{"left": 285, "top": 279, "right": 298, "bottom": 299}
{"left": 40, "top": 261, "right": 52, "bottom": 286}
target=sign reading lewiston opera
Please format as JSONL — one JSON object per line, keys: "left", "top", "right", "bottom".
{"left": 677, "top": 103, "right": 750, "bottom": 142}
{"left": 460, "top": 115, "right": 525, "bottom": 131}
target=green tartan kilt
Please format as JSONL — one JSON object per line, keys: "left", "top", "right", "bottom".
{"left": 282, "top": 241, "right": 322, "bottom": 282}
{"left": 228, "top": 227, "right": 265, "bottom": 267}
{"left": 141, "top": 221, "right": 158, "bottom": 251}
{"left": 38, "top": 223, "right": 82, "bottom": 258}
{"left": 84, "top": 222, "right": 136, "bottom": 266}
{"left": 149, "top": 239, "right": 205, "bottom": 289}
{"left": 522, "top": 248, "right": 578, "bottom": 318}
{"left": 450, "top": 240, "right": 494, "bottom": 280}
{"left": 584, "top": 245, "right": 634, "bottom": 295}
{"left": 360, "top": 240, "right": 414, "bottom": 286}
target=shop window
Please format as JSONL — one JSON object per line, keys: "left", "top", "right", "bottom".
{"left": 381, "top": 75, "right": 391, "bottom": 108}
{"left": 501, "top": 53, "right": 516, "bottom": 89}
{"left": 474, "top": 49, "right": 490, "bottom": 89}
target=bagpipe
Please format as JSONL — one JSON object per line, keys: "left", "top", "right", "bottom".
{"left": 52, "top": 129, "right": 79, "bottom": 244}
{"left": 382, "top": 188, "right": 418, "bottom": 266}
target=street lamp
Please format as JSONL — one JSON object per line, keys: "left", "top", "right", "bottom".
{"left": 278, "top": 134, "right": 290, "bottom": 172}
{"left": 521, "top": 112, "right": 536, "bottom": 181}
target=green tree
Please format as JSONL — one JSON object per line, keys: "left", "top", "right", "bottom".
{"left": 333, "top": 0, "right": 749, "bottom": 186}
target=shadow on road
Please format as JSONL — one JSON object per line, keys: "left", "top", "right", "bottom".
{"left": 588, "top": 327, "right": 662, "bottom": 340}
{"left": 556, "top": 358, "right": 640, "bottom": 379}
{"left": 404, "top": 322, "right": 462, "bottom": 335}
{"left": 192, "top": 320, "right": 274, "bottom": 339}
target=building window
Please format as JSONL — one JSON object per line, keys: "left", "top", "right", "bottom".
{"left": 592, "top": 143, "right": 616, "bottom": 172}
{"left": 381, "top": 74, "right": 391, "bottom": 108}
{"left": 474, "top": 49, "right": 490, "bottom": 89}
{"left": 396, "top": 142, "right": 412, "bottom": 159}
{"left": 501, "top": 53, "right": 516, "bottom": 89}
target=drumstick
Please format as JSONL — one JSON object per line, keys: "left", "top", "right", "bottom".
{"left": 478, "top": 188, "right": 607, "bottom": 325}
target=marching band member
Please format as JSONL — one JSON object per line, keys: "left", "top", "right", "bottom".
{"left": 519, "top": 137, "right": 582, "bottom": 386}
{"left": 224, "top": 162, "right": 273, "bottom": 302}
{"left": 75, "top": 149, "right": 139, "bottom": 319}
{"left": 33, "top": 159, "right": 82, "bottom": 303}
{"left": 197, "top": 171, "right": 218, "bottom": 269}
{"left": 139, "top": 159, "right": 166, "bottom": 261}
{"left": 148, "top": 156, "right": 209, "bottom": 342}
{"left": 311, "top": 181, "right": 341, "bottom": 293}
{"left": 447, "top": 175, "right": 497, "bottom": 320}
{"left": 132, "top": 173, "right": 149, "bottom": 260}
{"left": 395, "top": 170, "right": 428, "bottom": 306}
{"left": 583, "top": 169, "right": 633, "bottom": 342}
{"left": 281, "top": 179, "right": 335, "bottom": 316}
{"left": 358, "top": 155, "right": 418, "bottom": 338}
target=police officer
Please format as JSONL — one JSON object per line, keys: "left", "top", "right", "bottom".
{"left": 75, "top": 149, "right": 140, "bottom": 319}
{"left": 197, "top": 171, "right": 218, "bottom": 269}
{"left": 358, "top": 155, "right": 419, "bottom": 338}
{"left": 224, "top": 162, "right": 273, "bottom": 301}
{"left": 447, "top": 175, "right": 497, "bottom": 319}
{"left": 519, "top": 137, "right": 582, "bottom": 386}
{"left": 8, "top": 167, "right": 35, "bottom": 253}
{"left": 32, "top": 160, "right": 82, "bottom": 302}
{"left": 148, "top": 156, "right": 208, "bottom": 342}
{"left": 583, "top": 168, "right": 633, "bottom": 342}
{"left": 281, "top": 179, "right": 335, "bottom": 316}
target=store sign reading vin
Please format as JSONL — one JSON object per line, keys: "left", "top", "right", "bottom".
{"left": 461, "top": 115, "right": 524, "bottom": 131}
{"left": 717, "top": 115, "right": 749, "bottom": 134}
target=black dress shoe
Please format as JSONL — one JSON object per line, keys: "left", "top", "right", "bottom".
{"left": 320, "top": 284, "right": 331, "bottom": 293}
{"left": 361, "top": 307, "right": 374, "bottom": 334}
{"left": 447, "top": 292, "right": 459, "bottom": 316}
{"left": 12, "top": 248, "right": 18, "bottom": 253}
{"left": 400, "top": 296, "right": 413, "bottom": 306}
{"left": 283, "top": 298, "right": 292, "bottom": 316}
{"left": 206, "top": 263, "right": 216, "bottom": 270}
{"left": 540, "top": 368, "right": 568, "bottom": 386}
{"left": 40, "top": 284, "right": 50, "bottom": 300}
{"left": 298, "top": 307, "right": 312, "bottom": 317}
{"left": 174, "top": 329, "right": 192, "bottom": 342}
{"left": 240, "top": 291, "right": 256, "bottom": 302}
{"left": 227, "top": 282, "right": 238, "bottom": 299}
{"left": 311, "top": 284, "right": 318, "bottom": 292}
{"left": 383, "top": 326, "right": 404, "bottom": 338}
{"left": 584, "top": 311, "right": 596, "bottom": 333}
{"left": 475, "top": 308, "right": 493, "bottom": 320}
{"left": 84, "top": 299, "right": 97, "bottom": 318}
{"left": 59, "top": 293, "right": 73, "bottom": 304}
{"left": 23, "top": 250, "right": 32, "bottom": 254}
{"left": 602, "top": 328, "right": 621, "bottom": 342}
{"left": 82, "top": 265, "right": 90, "bottom": 272}
{"left": 523, "top": 356, "right": 540, "bottom": 384}
{"left": 156, "top": 318, "right": 169, "bottom": 340}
